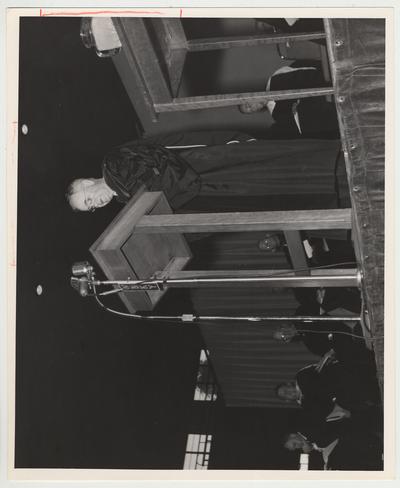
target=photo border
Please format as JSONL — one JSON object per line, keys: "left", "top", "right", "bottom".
{"left": 3, "top": 3, "right": 397, "bottom": 484}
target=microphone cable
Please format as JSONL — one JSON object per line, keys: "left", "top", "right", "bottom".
{"left": 91, "top": 290, "right": 382, "bottom": 341}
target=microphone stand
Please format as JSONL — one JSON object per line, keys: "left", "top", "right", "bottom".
{"left": 69, "top": 261, "right": 362, "bottom": 323}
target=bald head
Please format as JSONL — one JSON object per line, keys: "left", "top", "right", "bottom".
{"left": 284, "top": 433, "right": 313, "bottom": 453}
{"left": 66, "top": 177, "right": 114, "bottom": 212}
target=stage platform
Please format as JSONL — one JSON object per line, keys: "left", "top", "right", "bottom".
{"left": 325, "top": 18, "right": 385, "bottom": 390}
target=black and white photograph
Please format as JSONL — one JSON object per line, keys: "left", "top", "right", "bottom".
{"left": 5, "top": 6, "right": 394, "bottom": 481}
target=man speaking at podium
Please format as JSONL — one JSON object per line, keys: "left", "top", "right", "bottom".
{"left": 66, "top": 131, "right": 347, "bottom": 213}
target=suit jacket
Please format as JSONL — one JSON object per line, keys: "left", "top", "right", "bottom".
{"left": 296, "top": 364, "right": 336, "bottom": 418}
{"left": 292, "top": 288, "right": 370, "bottom": 367}
{"left": 293, "top": 303, "right": 352, "bottom": 357}
{"left": 297, "top": 361, "right": 380, "bottom": 417}
{"left": 326, "top": 425, "right": 383, "bottom": 470}
{"left": 304, "top": 420, "right": 383, "bottom": 471}
{"left": 298, "top": 409, "right": 345, "bottom": 450}
{"left": 269, "top": 61, "right": 340, "bottom": 140}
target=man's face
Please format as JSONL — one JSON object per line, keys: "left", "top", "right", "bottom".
{"left": 284, "top": 434, "right": 313, "bottom": 453}
{"left": 258, "top": 234, "right": 281, "bottom": 252}
{"left": 277, "top": 384, "right": 298, "bottom": 402}
{"left": 69, "top": 179, "right": 113, "bottom": 212}
{"left": 272, "top": 324, "right": 297, "bottom": 342}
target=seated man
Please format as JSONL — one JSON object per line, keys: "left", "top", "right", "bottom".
{"left": 287, "top": 288, "right": 377, "bottom": 370}
{"left": 284, "top": 423, "right": 383, "bottom": 470}
{"left": 284, "top": 431, "right": 338, "bottom": 470}
{"left": 276, "top": 353, "right": 380, "bottom": 419}
{"left": 271, "top": 319, "right": 356, "bottom": 358}
{"left": 305, "top": 237, "right": 356, "bottom": 268}
{"left": 66, "top": 131, "right": 344, "bottom": 214}
{"left": 295, "top": 281, "right": 360, "bottom": 313}
{"left": 239, "top": 61, "right": 340, "bottom": 140}
{"left": 276, "top": 354, "right": 350, "bottom": 422}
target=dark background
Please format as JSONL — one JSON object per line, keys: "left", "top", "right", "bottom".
{"left": 15, "top": 17, "right": 298, "bottom": 469}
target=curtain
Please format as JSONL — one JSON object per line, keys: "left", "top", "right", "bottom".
{"left": 187, "top": 232, "right": 319, "bottom": 407}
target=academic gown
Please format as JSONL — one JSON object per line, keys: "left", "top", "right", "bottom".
{"left": 268, "top": 61, "right": 340, "bottom": 140}
{"left": 102, "top": 131, "right": 344, "bottom": 213}
{"left": 297, "top": 362, "right": 380, "bottom": 417}
{"left": 305, "top": 419, "right": 383, "bottom": 471}
{"left": 292, "top": 311, "right": 354, "bottom": 358}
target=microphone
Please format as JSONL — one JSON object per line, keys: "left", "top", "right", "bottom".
{"left": 70, "top": 276, "right": 91, "bottom": 297}
{"left": 72, "top": 261, "right": 93, "bottom": 277}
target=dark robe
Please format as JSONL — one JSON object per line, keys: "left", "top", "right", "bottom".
{"left": 268, "top": 61, "right": 340, "bottom": 140}
{"left": 297, "top": 362, "right": 380, "bottom": 416}
{"left": 256, "top": 18, "right": 325, "bottom": 34}
{"left": 308, "top": 425, "right": 383, "bottom": 471}
{"left": 326, "top": 429, "right": 383, "bottom": 470}
{"left": 296, "top": 370, "right": 383, "bottom": 470}
{"left": 102, "top": 131, "right": 343, "bottom": 213}
{"left": 292, "top": 287, "right": 376, "bottom": 372}
{"left": 292, "top": 311, "right": 353, "bottom": 358}
{"left": 304, "top": 419, "right": 383, "bottom": 471}
{"left": 102, "top": 140, "right": 202, "bottom": 210}
{"left": 296, "top": 364, "right": 336, "bottom": 417}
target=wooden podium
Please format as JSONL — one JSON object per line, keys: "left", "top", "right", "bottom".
{"left": 90, "top": 191, "right": 356, "bottom": 313}
{"left": 90, "top": 190, "right": 192, "bottom": 312}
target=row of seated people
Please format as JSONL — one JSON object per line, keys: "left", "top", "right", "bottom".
{"left": 260, "top": 232, "right": 374, "bottom": 367}
{"left": 274, "top": 279, "right": 382, "bottom": 470}
{"left": 265, "top": 233, "right": 368, "bottom": 361}
{"left": 279, "top": 354, "right": 383, "bottom": 470}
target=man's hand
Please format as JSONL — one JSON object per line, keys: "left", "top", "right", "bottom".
{"left": 315, "top": 348, "right": 336, "bottom": 373}
{"left": 326, "top": 402, "right": 351, "bottom": 422}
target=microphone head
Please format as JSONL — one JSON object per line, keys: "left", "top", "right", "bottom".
{"left": 70, "top": 276, "right": 80, "bottom": 292}
{"left": 72, "top": 261, "right": 93, "bottom": 277}
{"left": 78, "top": 277, "right": 90, "bottom": 297}
{"left": 70, "top": 276, "right": 90, "bottom": 297}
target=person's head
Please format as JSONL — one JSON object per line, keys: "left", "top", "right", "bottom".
{"left": 275, "top": 381, "right": 299, "bottom": 402}
{"left": 258, "top": 233, "right": 281, "bottom": 252}
{"left": 284, "top": 433, "right": 313, "bottom": 454}
{"left": 272, "top": 323, "right": 297, "bottom": 343}
{"left": 238, "top": 101, "right": 268, "bottom": 114}
{"left": 66, "top": 178, "right": 114, "bottom": 212}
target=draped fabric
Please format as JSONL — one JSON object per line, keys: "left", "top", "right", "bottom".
{"left": 180, "top": 138, "right": 341, "bottom": 201}
{"left": 186, "top": 232, "right": 320, "bottom": 407}
{"left": 103, "top": 141, "right": 201, "bottom": 210}
{"left": 200, "top": 322, "right": 319, "bottom": 408}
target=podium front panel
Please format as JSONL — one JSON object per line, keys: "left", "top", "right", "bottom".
{"left": 90, "top": 191, "right": 191, "bottom": 312}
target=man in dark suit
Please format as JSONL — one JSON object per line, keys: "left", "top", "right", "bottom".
{"left": 272, "top": 284, "right": 376, "bottom": 372}
{"left": 271, "top": 315, "right": 356, "bottom": 359}
{"left": 276, "top": 355, "right": 381, "bottom": 419}
{"left": 239, "top": 61, "right": 340, "bottom": 140}
{"left": 284, "top": 420, "right": 383, "bottom": 470}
